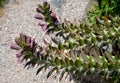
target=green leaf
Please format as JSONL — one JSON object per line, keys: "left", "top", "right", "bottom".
{"left": 65, "top": 57, "right": 70, "bottom": 66}
{"left": 56, "top": 31, "right": 63, "bottom": 36}
{"left": 59, "top": 70, "right": 66, "bottom": 81}
{"left": 24, "top": 59, "right": 37, "bottom": 68}
{"left": 99, "top": 56, "right": 108, "bottom": 63}
{"left": 63, "top": 45, "right": 69, "bottom": 49}
{"left": 50, "top": 59, "right": 55, "bottom": 65}
{"left": 55, "top": 57, "right": 61, "bottom": 65}
{"left": 97, "top": 69, "right": 108, "bottom": 76}
{"left": 109, "top": 69, "right": 120, "bottom": 77}
{"left": 60, "top": 59, "right": 65, "bottom": 66}
{"left": 36, "top": 65, "right": 45, "bottom": 75}
{"left": 75, "top": 58, "right": 81, "bottom": 67}
{"left": 58, "top": 43, "right": 65, "bottom": 50}
{"left": 70, "top": 59, "right": 74, "bottom": 65}
{"left": 74, "top": 67, "right": 83, "bottom": 75}
{"left": 78, "top": 37, "right": 85, "bottom": 46}
{"left": 91, "top": 37, "right": 97, "bottom": 44}
{"left": 69, "top": 42, "right": 74, "bottom": 49}
{"left": 47, "top": 67, "right": 57, "bottom": 78}
{"left": 24, "top": 51, "right": 33, "bottom": 60}
{"left": 51, "top": 37, "right": 59, "bottom": 44}
{"left": 86, "top": 68, "right": 95, "bottom": 75}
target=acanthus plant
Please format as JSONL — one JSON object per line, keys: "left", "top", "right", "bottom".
{"left": 10, "top": 1, "right": 120, "bottom": 83}
{"left": 88, "top": 0, "right": 120, "bottom": 24}
{"left": 0, "top": 0, "right": 6, "bottom": 7}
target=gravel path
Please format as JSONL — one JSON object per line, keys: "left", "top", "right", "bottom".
{"left": 0, "top": 0, "right": 91, "bottom": 83}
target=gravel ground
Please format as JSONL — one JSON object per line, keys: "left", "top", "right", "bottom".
{"left": 0, "top": 0, "right": 91, "bottom": 83}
